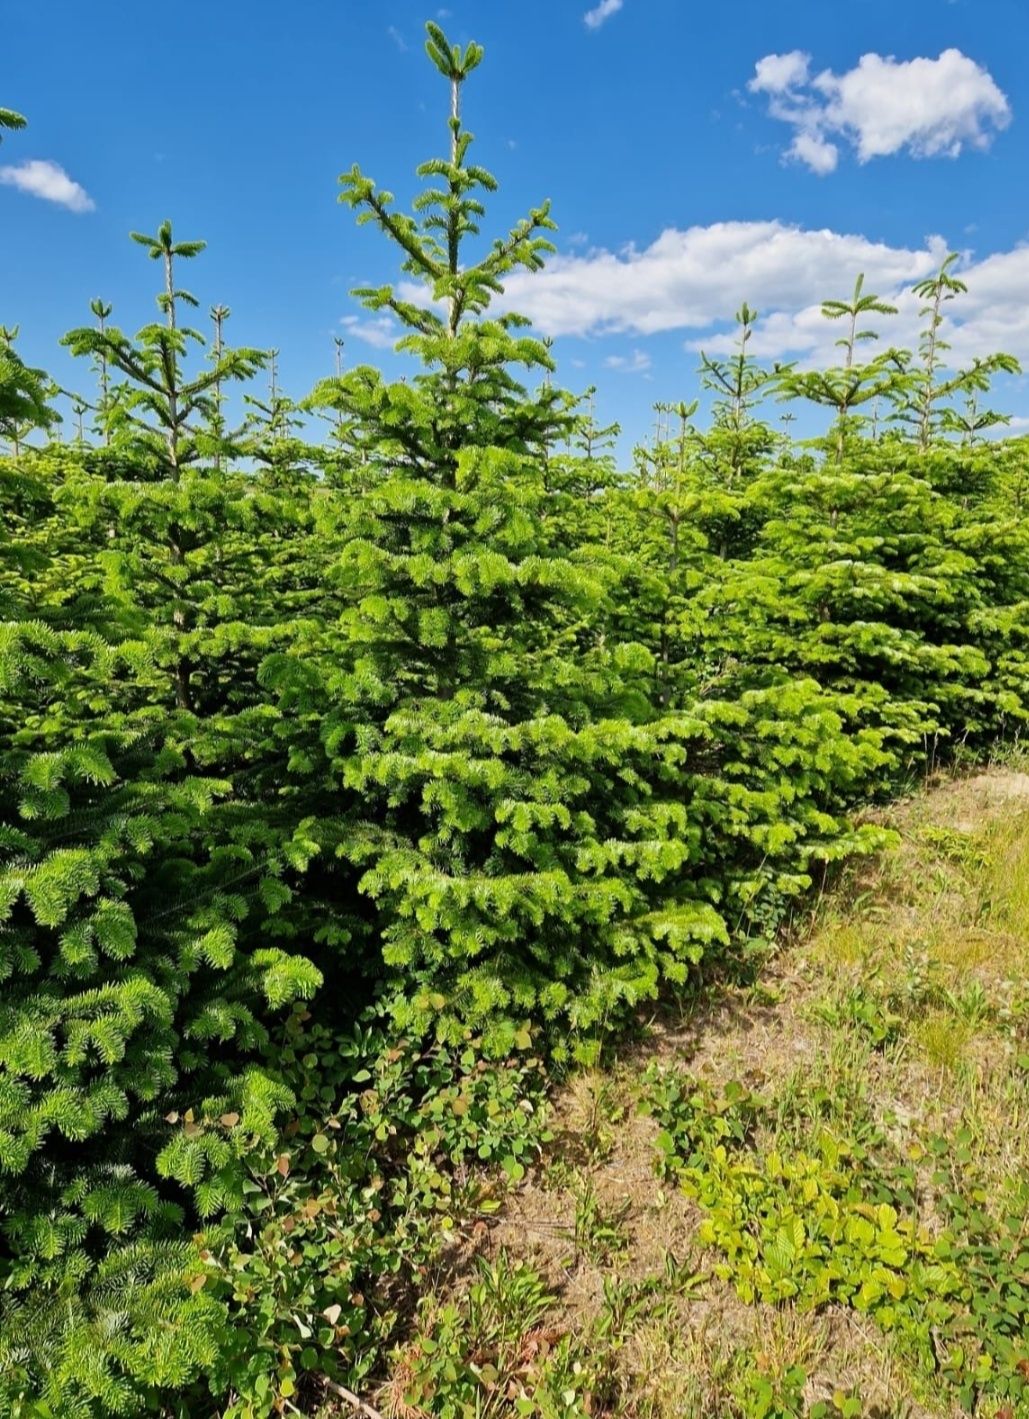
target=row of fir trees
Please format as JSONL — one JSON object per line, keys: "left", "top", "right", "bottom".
{"left": 2, "top": 24, "right": 1029, "bottom": 1417}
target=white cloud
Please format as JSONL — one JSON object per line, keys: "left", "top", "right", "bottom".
{"left": 393, "top": 218, "right": 1029, "bottom": 373}
{"left": 584, "top": 0, "right": 623, "bottom": 30}
{"left": 482, "top": 221, "right": 944, "bottom": 339}
{"left": 0, "top": 158, "right": 94, "bottom": 213}
{"left": 749, "top": 50, "right": 811, "bottom": 95}
{"left": 604, "top": 349, "right": 652, "bottom": 373}
{"left": 340, "top": 313, "right": 399, "bottom": 349}
{"left": 749, "top": 47, "right": 1010, "bottom": 173}
{"left": 819, "top": 50, "right": 1010, "bottom": 161}
{"left": 788, "top": 130, "right": 838, "bottom": 175}
{"left": 387, "top": 24, "right": 408, "bottom": 51}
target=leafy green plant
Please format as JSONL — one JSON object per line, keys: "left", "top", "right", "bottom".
{"left": 928, "top": 1133, "right": 1029, "bottom": 1412}
{"left": 811, "top": 985, "right": 903, "bottom": 1051}
{"left": 808, "top": 1392, "right": 866, "bottom": 1419}
{"left": 645, "top": 1069, "right": 1029, "bottom": 1414}
{"left": 728, "top": 1357, "right": 810, "bottom": 1419}
{"left": 193, "top": 1007, "right": 549, "bottom": 1414}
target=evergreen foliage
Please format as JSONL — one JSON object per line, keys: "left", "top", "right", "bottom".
{"left": 0, "top": 107, "right": 27, "bottom": 142}
{"left": 1, "top": 21, "right": 1028, "bottom": 1416}
{"left": 0, "top": 326, "right": 58, "bottom": 454}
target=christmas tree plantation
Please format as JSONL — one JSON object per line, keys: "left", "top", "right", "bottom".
{"left": 2, "top": 22, "right": 1029, "bottom": 1417}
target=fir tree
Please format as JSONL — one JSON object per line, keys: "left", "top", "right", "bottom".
{"left": 85, "top": 298, "right": 116, "bottom": 443}
{"left": 698, "top": 302, "right": 775, "bottom": 485}
{"left": 1, "top": 228, "right": 326, "bottom": 1413}
{"left": 910, "top": 252, "right": 967, "bottom": 448}
{"left": 939, "top": 353, "right": 1022, "bottom": 446}
{"left": 893, "top": 253, "right": 1021, "bottom": 448}
{"left": 244, "top": 348, "right": 309, "bottom": 483}
{"left": 777, "top": 273, "right": 908, "bottom": 461}
{"left": 271, "top": 22, "right": 732, "bottom": 1053}
{"left": 63, "top": 225, "right": 268, "bottom": 710}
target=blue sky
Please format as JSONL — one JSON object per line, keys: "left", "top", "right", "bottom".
{"left": 3, "top": 0, "right": 1028, "bottom": 452}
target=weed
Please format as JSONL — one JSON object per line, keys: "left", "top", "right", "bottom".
{"left": 811, "top": 984, "right": 903, "bottom": 1052}
{"left": 390, "top": 1253, "right": 603, "bottom": 1418}
{"left": 569, "top": 1175, "right": 630, "bottom": 1266}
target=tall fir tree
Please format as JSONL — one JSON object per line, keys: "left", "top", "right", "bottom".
{"left": 271, "top": 22, "right": 747, "bottom": 1054}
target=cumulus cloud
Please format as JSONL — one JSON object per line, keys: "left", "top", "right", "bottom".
{"left": 584, "top": 0, "right": 623, "bottom": 30}
{"left": 0, "top": 158, "right": 94, "bottom": 212}
{"left": 483, "top": 221, "right": 944, "bottom": 339}
{"left": 789, "top": 130, "right": 839, "bottom": 175}
{"left": 750, "top": 50, "right": 811, "bottom": 95}
{"left": 340, "top": 313, "right": 399, "bottom": 349}
{"left": 749, "top": 47, "right": 1011, "bottom": 174}
{"left": 397, "top": 218, "right": 1029, "bottom": 372}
